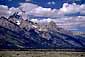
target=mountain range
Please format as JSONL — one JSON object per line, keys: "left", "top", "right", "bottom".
{"left": 0, "top": 14, "right": 85, "bottom": 50}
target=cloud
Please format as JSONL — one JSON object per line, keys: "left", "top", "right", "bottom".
{"left": 9, "top": 7, "right": 21, "bottom": 15}
{"left": 0, "top": 3, "right": 85, "bottom": 18}
{"left": 17, "top": 3, "right": 39, "bottom": 19}
{"left": 17, "top": 3, "right": 58, "bottom": 18}
{"left": 21, "top": 3, "right": 85, "bottom": 17}
{"left": 31, "top": 16, "right": 85, "bottom": 32}
{"left": 55, "top": 16, "right": 85, "bottom": 32}
{"left": 0, "top": 3, "right": 38, "bottom": 19}
{"left": 0, "top": 2, "right": 85, "bottom": 19}
{"left": 19, "top": 3, "right": 38, "bottom": 12}
{"left": 0, "top": 5, "right": 11, "bottom": 18}
{"left": 18, "top": 3, "right": 58, "bottom": 17}
{"left": 30, "top": 18, "right": 51, "bottom": 23}
{"left": 0, "top": 5, "right": 22, "bottom": 18}
{"left": 80, "top": 4, "right": 85, "bottom": 15}
{"left": 7, "top": 3, "right": 85, "bottom": 19}
{"left": 29, "top": 7, "right": 57, "bottom": 17}
{"left": 58, "top": 3, "right": 85, "bottom": 16}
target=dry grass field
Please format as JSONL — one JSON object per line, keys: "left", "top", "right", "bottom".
{"left": 0, "top": 51, "right": 85, "bottom": 57}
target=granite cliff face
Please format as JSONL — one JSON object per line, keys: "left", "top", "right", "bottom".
{"left": 0, "top": 14, "right": 85, "bottom": 49}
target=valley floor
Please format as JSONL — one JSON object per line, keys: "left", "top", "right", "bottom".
{"left": 0, "top": 50, "right": 85, "bottom": 57}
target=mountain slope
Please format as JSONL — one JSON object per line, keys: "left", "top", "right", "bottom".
{"left": 0, "top": 16, "right": 85, "bottom": 49}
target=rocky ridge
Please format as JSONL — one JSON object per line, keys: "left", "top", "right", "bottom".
{"left": 0, "top": 14, "right": 85, "bottom": 49}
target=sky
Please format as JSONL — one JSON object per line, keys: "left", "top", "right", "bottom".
{"left": 0, "top": 0, "right": 85, "bottom": 32}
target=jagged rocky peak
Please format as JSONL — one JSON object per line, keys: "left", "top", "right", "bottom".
{"left": 46, "top": 21, "right": 73, "bottom": 35}
{"left": 47, "top": 21, "right": 58, "bottom": 31}
{"left": 37, "top": 21, "right": 62, "bottom": 32}
{"left": 0, "top": 13, "right": 73, "bottom": 36}
{"left": 19, "top": 19, "right": 33, "bottom": 30}
{"left": 37, "top": 24, "right": 48, "bottom": 32}
{"left": 8, "top": 12, "right": 22, "bottom": 24}
{"left": 0, "top": 12, "right": 60, "bottom": 32}
{"left": 6, "top": 12, "right": 36, "bottom": 29}
{"left": 0, "top": 15, "right": 85, "bottom": 49}
{"left": 31, "top": 21, "right": 58, "bottom": 32}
